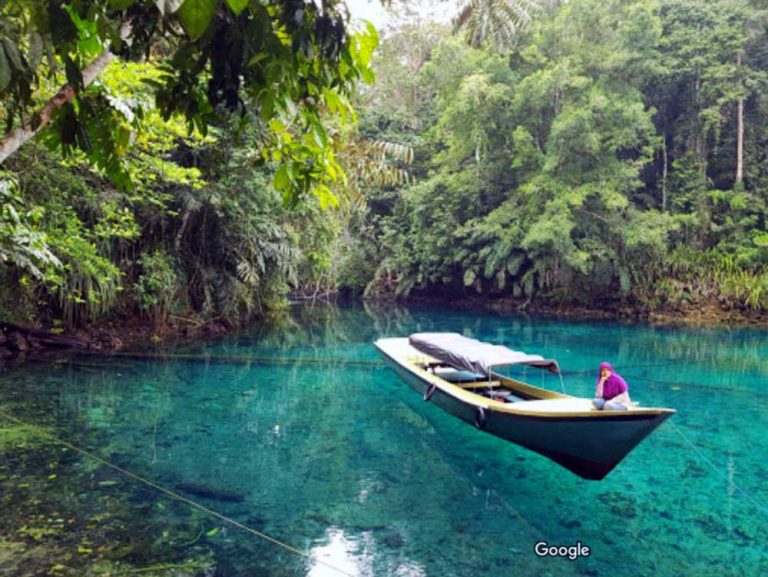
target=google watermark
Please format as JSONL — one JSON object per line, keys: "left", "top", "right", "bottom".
{"left": 534, "top": 541, "right": 591, "bottom": 560}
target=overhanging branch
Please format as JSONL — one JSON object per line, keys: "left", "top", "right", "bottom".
{"left": 0, "top": 21, "right": 131, "bottom": 165}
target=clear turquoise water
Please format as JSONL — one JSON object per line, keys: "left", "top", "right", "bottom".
{"left": 1, "top": 303, "right": 767, "bottom": 576}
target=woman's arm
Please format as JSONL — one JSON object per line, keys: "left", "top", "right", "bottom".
{"left": 595, "top": 377, "right": 606, "bottom": 398}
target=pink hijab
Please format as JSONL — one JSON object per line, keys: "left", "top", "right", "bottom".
{"left": 597, "top": 361, "right": 628, "bottom": 400}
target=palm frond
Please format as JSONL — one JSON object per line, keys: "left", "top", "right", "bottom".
{"left": 454, "top": 0, "right": 540, "bottom": 50}
{"left": 336, "top": 137, "right": 414, "bottom": 210}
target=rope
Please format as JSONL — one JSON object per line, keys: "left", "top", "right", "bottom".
{"left": 669, "top": 421, "right": 768, "bottom": 516}
{"left": 0, "top": 409, "right": 355, "bottom": 577}
{"left": 82, "top": 351, "right": 385, "bottom": 368}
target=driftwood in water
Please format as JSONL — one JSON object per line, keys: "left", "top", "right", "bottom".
{"left": 174, "top": 481, "right": 246, "bottom": 503}
{"left": 0, "top": 322, "right": 89, "bottom": 352}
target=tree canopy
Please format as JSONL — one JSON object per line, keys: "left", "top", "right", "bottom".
{"left": 355, "top": 0, "right": 768, "bottom": 313}
{"left": 0, "top": 0, "right": 377, "bottom": 202}
{"left": 1, "top": 0, "right": 767, "bottom": 331}
{"left": 0, "top": 1, "right": 378, "bottom": 327}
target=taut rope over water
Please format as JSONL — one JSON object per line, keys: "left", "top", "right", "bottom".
{"left": 669, "top": 421, "right": 768, "bottom": 517}
{"left": 0, "top": 409, "right": 356, "bottom": 577}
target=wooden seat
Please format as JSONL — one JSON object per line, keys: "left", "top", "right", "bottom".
{"left": 457, "top": 381, "right": 502, "bottom": 389}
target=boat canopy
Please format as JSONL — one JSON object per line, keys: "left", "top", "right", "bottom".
{"left": 409, "top": 332, "right": 560, "bottom": 377}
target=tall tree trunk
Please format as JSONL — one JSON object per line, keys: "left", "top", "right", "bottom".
{"left": 0, "top": 23, "right": 129, "bottom": 165}
{"left": 661, "top": 135, "right": 668, "bottom": 212}
{"left": 693, "top": 74, "right": 708, "bottom": 179}
{"left": 735, "top": 52, "right": 744, "bottom": 186}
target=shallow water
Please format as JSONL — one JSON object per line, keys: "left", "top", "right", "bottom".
{"left": 1, "top": 303, "right": 767, "bottom": 576}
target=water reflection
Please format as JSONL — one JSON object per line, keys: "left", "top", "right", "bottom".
{"left": 308, "top": 529, "right": 364, "bottom": 577}
{"left": 0, "top": 301, "right": 767, "bottom": 577}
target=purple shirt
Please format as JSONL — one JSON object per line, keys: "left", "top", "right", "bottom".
{"left": 598, "top": 362, "right": 628, "bottom": 400}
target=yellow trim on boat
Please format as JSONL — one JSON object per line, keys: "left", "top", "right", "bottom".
{"left": 401, "top": 347, "right": 670, "bottom": 418}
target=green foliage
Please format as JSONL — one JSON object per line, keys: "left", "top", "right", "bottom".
{"left": 1, "top": 44, "right": 351, "bottom": 327}
{"left": 44, "top": 208, "right": 124, "bottom": 326}
{"left": 335, "top": 239, "right": 378, "bottom": 295}
{"left": 357, "top": 0, "right": 767, "bottom": 312}
{"left": 0, "top": 173, "right": 60, "bottom": 279}
{"left": 2, "top": 0, "right": 767, "bottom": 330}
{"left": 0, "top": 0, "right": 378, "bottom": 203}
{"left": 177, "top": 0, "right": 219, "bottom": 40}
{"left": 134, "top": 249, "right": 182, "bottom": 321}
{"left": 454, "top": 0, "right": 539, "bottom": 50}
{"left": 658, "top": 247, "right": 768, "bottom": 311}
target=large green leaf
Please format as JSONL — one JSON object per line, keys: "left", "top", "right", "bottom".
{"left": 62, "top": 4, "right": 103, "bottom": 57}
{"left": 356, "top": 22, "right": 379, "bottom": 66}
{"left": 0, "top": 47, "right": 10, "bottom": 92}
{"left": 273, "top": 164, "right": 291, "bottom": 191}
{"left": 177, "top": 0, "right": 218, "bottom": 40}
{"left": 28, "top": 33, "right": 44, "bottom": 69}
{"left": 1, "top": 40, "right": 23, "bottom": 71}
{"left": 224, "top": 0, "right": 248, "bottom": 16}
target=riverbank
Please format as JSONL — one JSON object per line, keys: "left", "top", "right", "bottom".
{"left": 482, "top": 296, "right": 767, "bottom": 327}
{"left": 1, "top": 294, "right": 766, "bottom": 361}
{"left": 0, "top": 316, "right": 234, "bottom": 361}
{"left": 401, "top": 292, "right": 767, "bottom": 329}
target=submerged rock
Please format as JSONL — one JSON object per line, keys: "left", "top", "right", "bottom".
{"left": 380, "top": 530, "right": 405, "bottom": 549}
{"left": 559, "top": 518, "right": 582, "bottom": 529}
{"left": 598, "top": 491, "right": 637, "bottom": 519}
{"left": 174, "top": 482, "right": 245, "bottom": 503}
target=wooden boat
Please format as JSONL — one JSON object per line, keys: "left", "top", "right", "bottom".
{"left": 375, "top": 333, "right": 675, "bottom": 480}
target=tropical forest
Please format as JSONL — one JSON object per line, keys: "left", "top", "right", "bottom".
{"left": 1, "top": 1, "right": 767, "bottom": 577}
{"left": 1, "top": 0, "right": 766, "bottom": 347}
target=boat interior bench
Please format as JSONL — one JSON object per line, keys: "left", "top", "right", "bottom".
{"left": 457, "top": 381, "right": 501, "bottom": 389}
{"left": 429, "top": 365, "right": 486, "bottom": 382}
{"left": 421, "top": 365, "right": 529, "bottom": 403}
{"left": 456, "top": 381, "right": 526, "bottom": 403}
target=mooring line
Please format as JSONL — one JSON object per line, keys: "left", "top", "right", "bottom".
{"left": 77, "top": 351, "right": 385, "bottom": 369}
{"left": 0, "top": 409, "right": 355, "bottom": 577}
{"left": 669, "top": 421, "right": 768, "bottom": 517}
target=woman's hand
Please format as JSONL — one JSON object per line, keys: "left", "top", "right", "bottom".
{"left": 595, "top": 376, "right": 606, "bottom": 398}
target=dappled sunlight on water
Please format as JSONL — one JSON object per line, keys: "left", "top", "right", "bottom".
{"left": 308, "top": 529, "right": 364, "bottom": 577}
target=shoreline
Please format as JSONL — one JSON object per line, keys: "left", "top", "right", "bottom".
{"left": 405, "top": 294, "right": 768, "bottom": 329}
{"left": 1, "top": 295, "right": 766, "bottom": 361}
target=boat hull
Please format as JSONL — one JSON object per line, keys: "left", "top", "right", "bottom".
{"left": 376, "top": 339, "right": 674, "bottom": 480}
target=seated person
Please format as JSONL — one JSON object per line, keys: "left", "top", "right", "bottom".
{"left": 593, "top": 362, "right": 631, "bottom": 411}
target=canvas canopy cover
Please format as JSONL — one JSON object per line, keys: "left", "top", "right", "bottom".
{"left": 408, "top": 332, "right": 561, "bottom": 377}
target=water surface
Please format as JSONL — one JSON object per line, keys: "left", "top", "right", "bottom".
{"left": 1, "top": 303, "right": 766, "bottom": 576}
